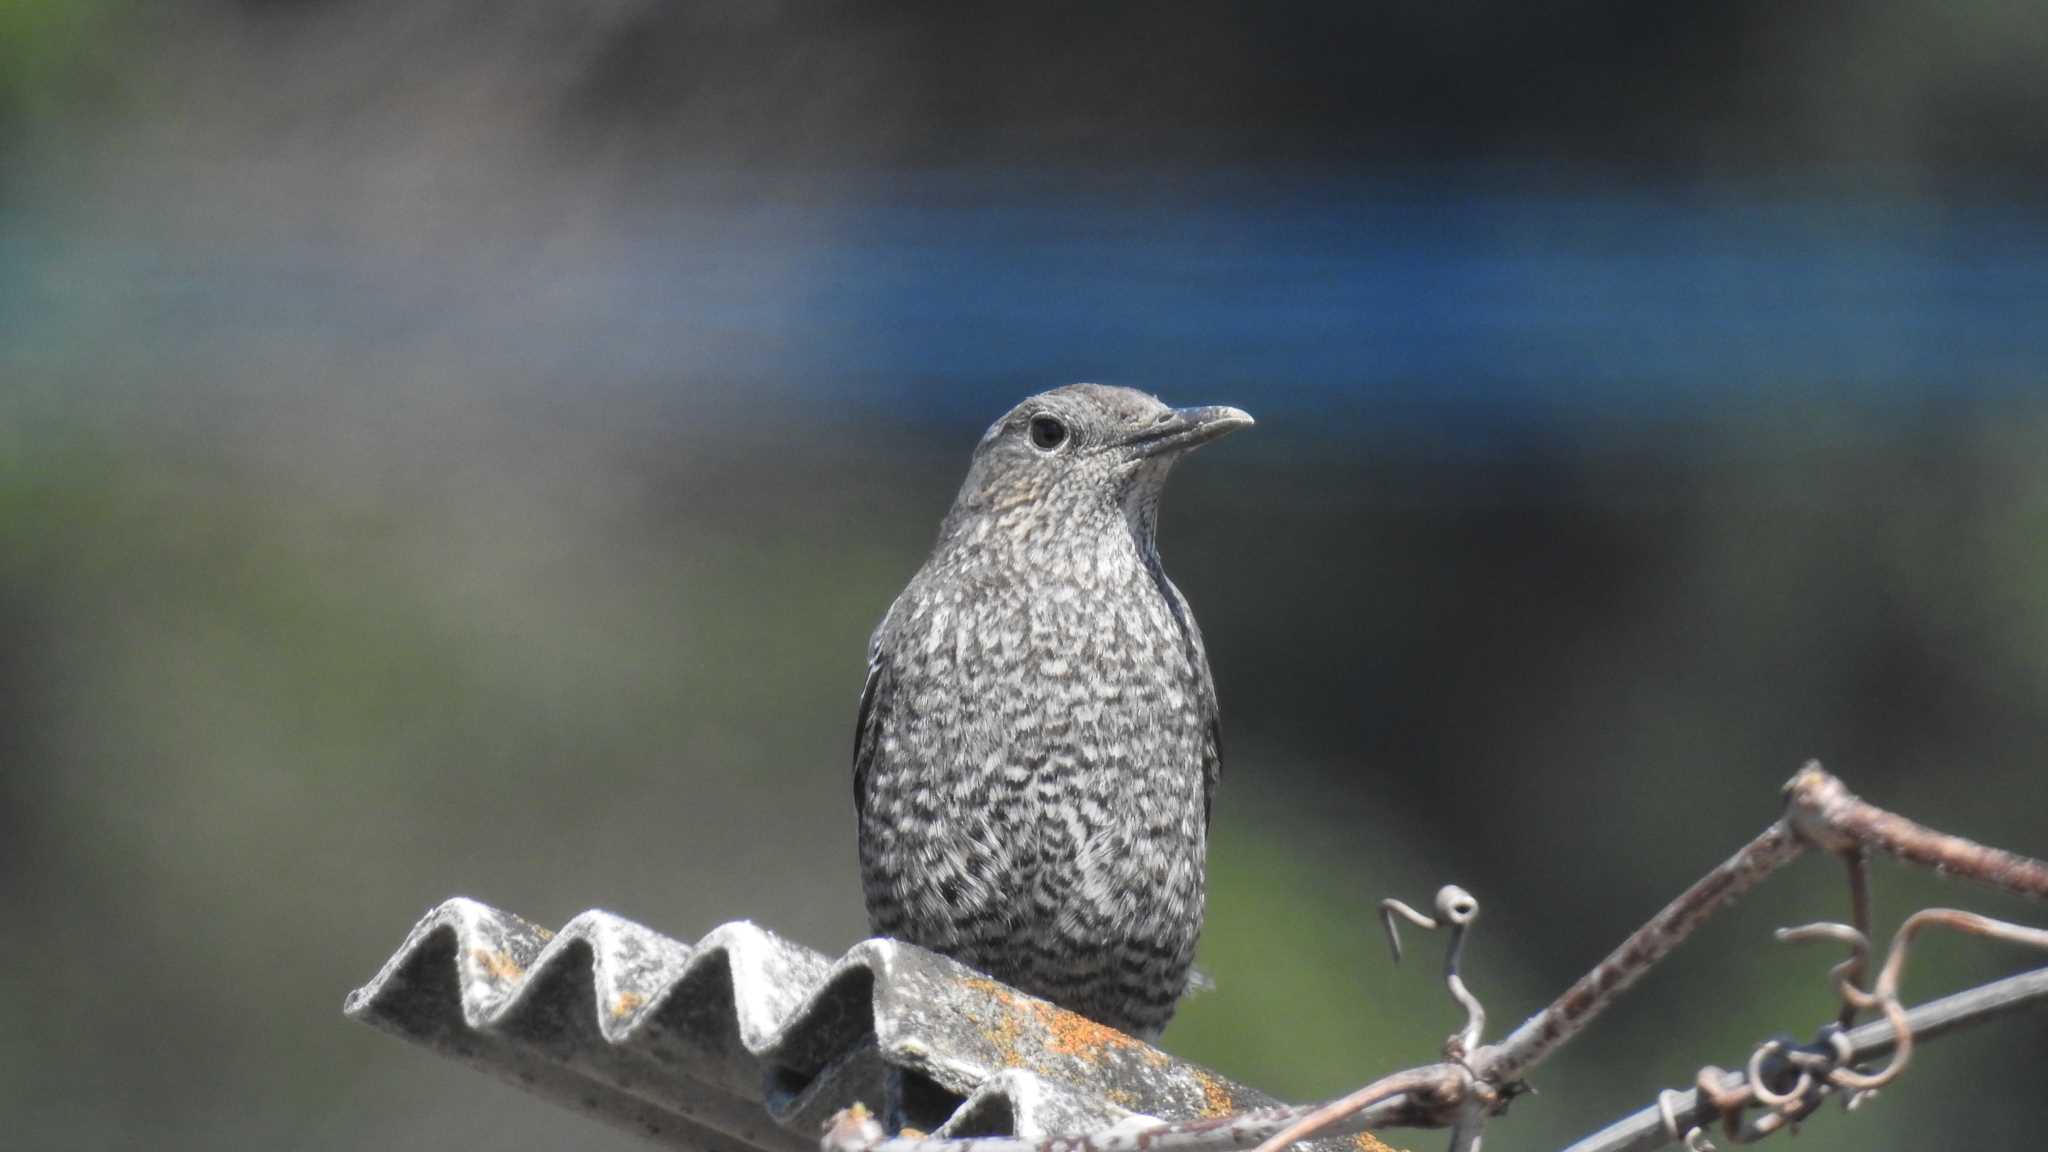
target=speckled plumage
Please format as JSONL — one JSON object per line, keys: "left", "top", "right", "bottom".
{"left": 854, "top": 384, "right": 1250, "bottom": 1040}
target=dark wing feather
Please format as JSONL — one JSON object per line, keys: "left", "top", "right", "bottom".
{"left": 1204, "top": 711, "right": 1221, "bottom": 829}
{"left": 852, "top": 649, "right": 886, "bottom": 829}
{"left": 853, "top": 594, "right": 906, "bottom": 832}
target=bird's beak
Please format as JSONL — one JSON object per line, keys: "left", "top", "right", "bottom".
{"left": 1122, "top": 405, "right": 1255, "bottom": 459}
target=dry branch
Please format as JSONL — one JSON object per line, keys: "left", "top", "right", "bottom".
{"left": 822, "top": 764, "right": 2048, "bottom": 1152}
{"left": 1783, "top": 767, "right": 2048, "bottom": 900}
{"left": 1557, "top": 966, "right": 2048, "bottom": 1152}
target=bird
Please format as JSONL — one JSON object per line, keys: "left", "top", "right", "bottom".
{"left": 853, "top": 383, "right": 1252, "bottom": 1040}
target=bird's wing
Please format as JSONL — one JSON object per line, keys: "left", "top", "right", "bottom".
{"left": 1203, "top": 709, "right": 1222, "bottom": 830}
{"left": 852, "top": 596, "right": 903, "bottom": 828}
{"left": 852, "top": 645, "right": 886, "bottom": 827}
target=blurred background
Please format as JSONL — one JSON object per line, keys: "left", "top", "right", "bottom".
{"left": 5, "top": 2, "right": 2047, "bottom": 1148}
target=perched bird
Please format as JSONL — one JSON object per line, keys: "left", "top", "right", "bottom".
{"left": 854, "top": 383, "right": 1251, "bottom": 1039}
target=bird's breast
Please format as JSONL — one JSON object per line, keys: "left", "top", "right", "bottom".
{"left": 893, "top": 576, "right": 1205, "bottom": 782}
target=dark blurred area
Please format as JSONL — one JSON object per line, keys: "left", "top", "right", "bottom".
{"left": 4, "top": 2, "right": 2046, "bottom": 1149}
{"left": 21, "top": 0, "right": 2048, "bottom": 188}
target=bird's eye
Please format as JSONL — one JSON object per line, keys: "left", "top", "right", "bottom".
{"left": 1028, "top": 415, "right": 1069, "bottom": 452}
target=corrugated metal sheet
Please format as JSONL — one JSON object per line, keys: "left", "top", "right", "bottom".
{"left": 345, "top": 898, "right": 1330, "bottom": 1152}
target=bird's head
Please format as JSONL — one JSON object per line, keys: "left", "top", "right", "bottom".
{"left": 940, "top": 383, "right": 1253, "bottom": 549}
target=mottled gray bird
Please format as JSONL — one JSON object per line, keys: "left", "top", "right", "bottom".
{"left": 854, "top": 383, "right": 1251, "bottom": 1039}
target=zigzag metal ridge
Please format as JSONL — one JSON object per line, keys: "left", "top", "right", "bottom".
{"left": 345, "top": 898, "right": 1300, "bottom": 1151}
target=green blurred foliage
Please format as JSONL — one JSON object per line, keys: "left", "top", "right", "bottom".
{"left": 0, "top": 0, "right": 117, "bottom": 129}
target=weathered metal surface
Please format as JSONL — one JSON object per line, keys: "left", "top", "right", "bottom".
{"left": 345, "top": 898, "right": 1322, "bottom": 1152}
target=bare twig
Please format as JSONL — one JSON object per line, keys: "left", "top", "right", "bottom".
{"left": 1554, "top": 966, "right": 2048, "bottom": 1152}
{"left": 1444, "top": 1097, "right": 1492, "bottom": 1152}
{"left": 1474, "top": 762, "right": 2047, "bottom": 1089}
{"left": 1783, "top": 764, "right": 2048, "bottom": 900}
{"left": 1629, "top": 900, "right": 2048, "bottom": 1149}
{"left": 1249, "top": 1068, "right": 1466, "bottom": 1152}
{"left": 1376, "top": 887, "right": 1496, "bottom": 1152}
{"left": 1381, "top": 886, "right": 1486, "bottom": 1058}
{"left": 820, "top": 765, "right": 2048, "bottom": 1152}
{"left": 1471, "top": 822, "right": 1807, "bottom": 1087}
{"left": 1774, "top": 921, "right": 1871, "bottom": 1023}
{"left": 1820, "top": 908, "right": 2048, "bottom": 1092}
{"left": 1835, "top": 850, "right": 1871, "bottom": 1028}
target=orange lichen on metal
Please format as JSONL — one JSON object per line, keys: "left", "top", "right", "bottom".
{"left": 963, "top": 977, "right": 1031, "bottom": 1064}
{"left": 610, "top": 991, "right": 644, "bottom": 1020}
{"left": 1103, "top": 1086, "right": 1141, "bottom": 1110}
{"left": 1188, "top": 1068, "right": 1236, "bottom": 1117}
{"left": 1037, "top": 1002, "right": 1145, "bottom": 1063}
{"left": 959, "top": 976, "right": 1158, "bottom": 1069}
{"left": 1352, "top": 1131, "right": 1402, "bottom": 1152}
{"left": 471, "top": 948, "right": 525, "bottom": 983}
